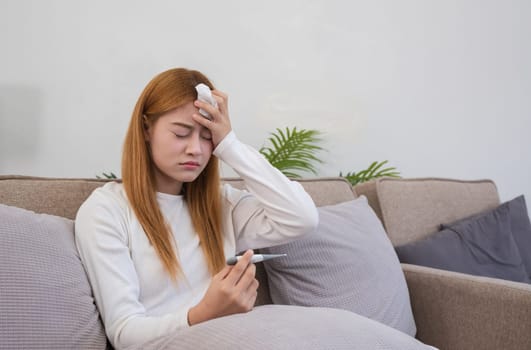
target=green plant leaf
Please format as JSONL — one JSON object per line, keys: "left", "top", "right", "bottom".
{"left": 259, "top": 127, "right": 325, "bottom": 178}
{"left": 96, "top": 172, "right": 118, "bottom": 179}
{"left": 340, "top": 160, "right": 400, "bottom": 186}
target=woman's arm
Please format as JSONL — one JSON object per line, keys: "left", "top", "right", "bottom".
{"left": 214, "top": 131, "right": 319, "bottom": 252}
{"left": 192, "top": 91, "right": 318, "bottom": 251}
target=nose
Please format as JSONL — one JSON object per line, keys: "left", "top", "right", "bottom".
{"left": 185, "top": 133, "right": 203, "bottom": 155}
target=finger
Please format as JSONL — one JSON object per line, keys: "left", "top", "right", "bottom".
{"left": 215, "top": 265, "right": 233, "bottom": 281}
{"left": 194, "top": 99, "right": 219, "bottom": 117}
{"left": 192, "top": 113, "right": 214, "bottom": 128}
{"left": 224, "top": 249, "right": 254, "bottom": 286}
{"left": 237, "top": 277, "right": 258, "bottom": 312}
{"left": 211, "top": 90, "right": 228, "bottom": 100}
{"left": 212, "top": 94, "right": 224, "bottom": 106}
{"left": 244, "top": 276, "right": 259, "bottom": 293}
{"left": 210, "top": 93, "right": 228, "bottom": 114}
{"left": 238, "top": 263, "right": 256, "bottom": 288}
{"left": 245, "top": 289, "right": 258, "bottom": 310}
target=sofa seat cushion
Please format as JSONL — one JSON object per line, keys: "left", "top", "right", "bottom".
{"left": 124, "top": 305, "right": 435, "bottom": 350}
{"left": 260, "top": 197, "right": 417, "bottom": 336}
{"left": 0, "top": 204, "right": 108, "bottom": 349}
{"left": 395, "top": 196, "right": 531, "bottom": 284}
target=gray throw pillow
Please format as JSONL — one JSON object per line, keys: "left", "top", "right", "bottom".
{"left": 260, "top": 197, "right": 417, "bottom": 337}
{"left": 395, "top": 200, "right": 531, "bottom": 284}
{"left": 125, "top": 305, "right": 434, "bottom": 350}
{"left": 0, "top": 204, "right": 108, "bottom": 350}
{"left": 441, "top": 195, "right": 531, "bottom": 280}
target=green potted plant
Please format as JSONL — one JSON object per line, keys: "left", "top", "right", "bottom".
{"left": 259, "top": 127, "right": 324, "bottom": 178}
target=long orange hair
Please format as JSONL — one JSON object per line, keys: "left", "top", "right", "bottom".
{"left": 122, "top": 68, "right": 225, "bottom": 280}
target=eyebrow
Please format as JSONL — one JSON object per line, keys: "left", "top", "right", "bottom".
{"left": 170, "top": 122, "right": 193, "bottom": 129}
{"left": 170, "top": 122, "right": 211, "bottom": 133}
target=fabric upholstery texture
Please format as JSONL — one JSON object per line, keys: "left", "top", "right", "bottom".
{"left": 441, "top": 195, "right": 531, "bottom": 279}
{"left": 0, "top": 176, "right": 110, "bottom": 220}
{"left": 355, "top": 178, "right": 500, "bottom": 246}
{"left": 261, "top": 197, "right": 417, "bottom": 336}
{"left": 0, "top": 204, "right": 108, "bottom": 349}
{"left": 395, "top": 201, "right": 530, "bottom": 283}
{"left": 125, "top": 305, "right": 433, "bottom": 350}
{"left": 403, "top": 263, "right": 531, "bottom": 350}
{"left": 223, "top": 176, "right": 357, "bottom": 206}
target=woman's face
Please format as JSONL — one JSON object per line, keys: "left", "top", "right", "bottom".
{"left": 145, "top": 101, "right": 214, "bottom": 195}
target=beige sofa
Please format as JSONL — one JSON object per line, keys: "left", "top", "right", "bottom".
{"left": 1, "top": 175, "right": 531, "bottom": 350}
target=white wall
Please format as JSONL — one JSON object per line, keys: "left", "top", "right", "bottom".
{"left": 1, "top": 0, "right": 530, "bottom": 207}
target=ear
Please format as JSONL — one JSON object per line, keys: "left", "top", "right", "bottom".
{"left": 142, "top": 115, "right": 151, "bottom": 142}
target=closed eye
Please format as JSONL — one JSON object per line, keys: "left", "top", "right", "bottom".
{"left": 200, "top": 130, "right": 212, "bottom": 140}
{"left": 173, "top": 132, "right": 211, "bottom": 141}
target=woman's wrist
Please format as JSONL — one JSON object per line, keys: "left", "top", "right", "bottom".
{"left": 212, "top": 130, "right": 236, "bottom": 157}
{"left": 187, "top": 304, "right": 199, "bottom": 326}
{"left": 187, "top": 301, "right": 209, "bottom": 326}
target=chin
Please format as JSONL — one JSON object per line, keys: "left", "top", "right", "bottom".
{"left": 176, "top": 173, "right": 201, "bottom": 183}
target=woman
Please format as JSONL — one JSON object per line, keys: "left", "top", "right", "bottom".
{"left": 75, "top": 68, "right": 319, "bottom": 349}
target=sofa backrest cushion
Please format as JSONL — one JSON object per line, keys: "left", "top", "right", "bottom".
{"left": 0, "top": 176, "right": 110, "bottom": 220}
{"left": 354, "top": 177, "right": 500, "bottom": 246}
{"left": 222, "top": 177, "right": 357, "bottom": 205}
{"left": 0, "top": 176, "right": 355, "bottom": 219}
{"left": 261, "top": 197, "right": 417, "bottom": 336}
{"left": 0, "top": 204, "right": 108, "bottom": 349}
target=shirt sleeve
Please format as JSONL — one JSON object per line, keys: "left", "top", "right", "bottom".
{"left": 213, "top": 131, "right": 319, "bottom": 252}
{"left": 74, "top": 189, "right": 190, "bottom": 349}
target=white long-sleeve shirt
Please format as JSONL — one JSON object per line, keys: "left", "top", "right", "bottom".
{"left": 74, "top": 131, "right": 319, "bottom": 349}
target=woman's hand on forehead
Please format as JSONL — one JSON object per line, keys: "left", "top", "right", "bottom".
{"left": 192, "top": 90, "right": 232, "bottom": 148}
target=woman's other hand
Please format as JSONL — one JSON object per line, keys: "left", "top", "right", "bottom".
{"left": 187, "top": 249, "right": 259, "bottom": 325}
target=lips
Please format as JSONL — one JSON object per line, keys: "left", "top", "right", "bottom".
{"left": 181, "top": 161, "right": 200, "bottom": 166}
{"left": 180, "top": 161, "right": 201, "bottom": 170}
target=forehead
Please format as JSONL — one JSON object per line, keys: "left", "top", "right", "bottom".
{"left": 157, "top": 101, "right": 198, "bottom": 125}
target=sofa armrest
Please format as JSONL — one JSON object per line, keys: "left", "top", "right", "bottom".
{"left": 402, "top": 263, "right": 531, "bottom": 350}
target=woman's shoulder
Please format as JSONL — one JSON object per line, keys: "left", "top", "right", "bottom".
{"left": 77, "top": 181, "right": 129, "bottom": 217}
{"left": 75, "top": 182, "right": 131, "bottom": 245}
{"left": 91, "top": 181, "right": 127, "bottom": 203}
